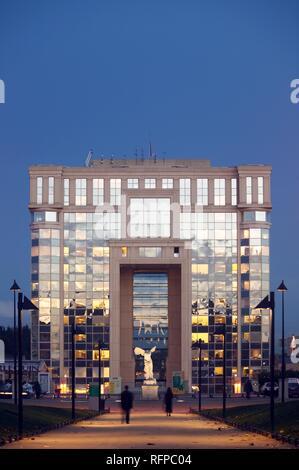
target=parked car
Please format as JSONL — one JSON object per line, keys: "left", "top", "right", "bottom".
{"left": 0, "top": 382, "right": 13, "bottom": 399}
{"left": 0, "top": 382, "right": 34, "bottom": 399}
{"left": 260, "top": 381, "right": 279, "bottom": 397}
{"left": 288, "top": 379, "right": 299, "bottom": 398}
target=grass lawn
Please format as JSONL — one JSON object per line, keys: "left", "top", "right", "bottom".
{"left": 0, "top": 402, "right": 96, "bottom": 441}
{"left": 204, "top": 400, "right": 299, "bottom": 437}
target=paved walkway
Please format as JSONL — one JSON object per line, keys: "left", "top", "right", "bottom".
{"left": 3, "top": 407, "right": 291, "bottom": 449}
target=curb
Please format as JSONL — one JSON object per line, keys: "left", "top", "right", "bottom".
{"left": 190, "top": 408, "right": 299, "bottom": 448}
{"left": 0, "top": 409, "right": 109, "bottom": 447}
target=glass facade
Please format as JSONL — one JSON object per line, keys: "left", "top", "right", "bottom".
{"left": 30, "top": 162, "right": 271, "bottom": 395}
{"left": 129, "top": 198, "right": 170, "bottom": 238}
{"left": 133, "top": 273, "right": 168, "bottom": 385}
{"left": 31, "top": 228, "right": 60, "bottom": 383}
{"left": 180, "top": 212, "right": 238, "bottom": 394}
{"left": 240, "top": 227, "right": 270, "bottom": 383}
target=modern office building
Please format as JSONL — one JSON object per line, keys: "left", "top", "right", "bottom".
{"left": 29, "top": 157, "right": 272, "bottom": 395}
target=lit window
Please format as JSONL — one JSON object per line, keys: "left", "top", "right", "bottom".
{"left": 231, "top": 178, "right": 237, "bottom": 206}
{"left": 255, "top": 211, "right": 266, "bottom": 222}
{"left": 121, "top": 246, "right": 128, "bottom": 257}
{"left": 48, "top": 177, "right": 54, "bottom": 204}
{"left": 246, "top": 177, "right": 252, "bottom": 204}
{"left": 214, "top": 179, "right": 225, "bottom": 205}
{"left": 162, "top": 178, "right": 173, "bottom": 189}
{"left": 128, "top": 178, "right": 139, "bottom": 189}
{"left": 37, "top": 177, "right": 43, "bottom": 204}
{"left": 93, "top": 178, "right": 104, "bottom": 205}
{"left": 110, "top": 178, "right": 121, "bottom": 205}
{"left": 145, "top": 178, "right": 156, "bottom": 189}
{"left": 180, "top": 178, "right": 191, "bottom": 205}
{"left": 197, "top": 179, "right": 208, "bottom": 206}
{"left": 45, "top": 211, "right": 57, "bottom": 222}
{"left": 139, "top": 247, "right": 162, "bottom": 257}
{"left": 75, "top": 179, "right": 87, "bottom": 206}
{"left": 64, "top": 179, "right": 69, "bottom": 206}
{"left": 258, "top": 177, "right": 264, "bottom": 204}
{"left": 130, "top": 198, "right": 170, "bottom": 238}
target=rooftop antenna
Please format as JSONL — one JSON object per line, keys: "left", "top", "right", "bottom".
{"left": 149, "top": 141, "right": 153, "bottom": 158}
{"left": 85, "top": 149, "right": 93, "bottom": 167}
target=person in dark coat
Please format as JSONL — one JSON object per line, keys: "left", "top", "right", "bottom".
{"left": 33, "top": 381, "right": 42, "bottom": 399}
{"left": 244, "top": 379, "right": 253, "bottom": 399}
{"left": 164, "top": 387, "right": 174, "bottom": 416}
{"left": 120, "top": 385, "right": 134, "bottom": 424}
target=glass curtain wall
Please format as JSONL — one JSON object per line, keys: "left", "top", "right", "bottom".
{"left": 133, "top": 273, "right": 168, "bottom": 385}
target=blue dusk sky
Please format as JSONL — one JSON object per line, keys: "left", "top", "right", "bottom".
{"left": 0, "top": 0, "right": 298, "bottom": 337}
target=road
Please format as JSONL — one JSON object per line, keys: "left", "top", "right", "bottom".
{"left": 3, "top": 403, "right": 291, "bottom": 449}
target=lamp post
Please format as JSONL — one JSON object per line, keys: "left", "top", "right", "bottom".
{"left": 96, "top": 341, "right": 108, "bottom": 414}
{"left": 10, "top": 280, "right": 20, "bottom": 405}
{"left": 17, "top": 292, "right": 38, "bottom": 437}
{"left": 71, "top": 321, "right": 76, "bottom": 420}
{"left": 255, "top": 292, "right": 275, "bottom": 434}
{"left": 222, "top": 323, "right": 227, "bottom": 420}
{"left": 192, "top": 339, "right": 203, "bottom": 413}
{"left": 98, "top": 342, "right": 102, "bottom": 414}
{"left": 277, "top": 281, "right": 287, "bottom": 403}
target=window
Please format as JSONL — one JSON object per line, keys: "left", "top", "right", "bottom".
{"left": 243, "top": 211, "right": 270, "bottom": 222}
{"left": 162, "top": 178, "right": 173, "bottom": 189}
{"left": 258, "top": 177, "right": 264, "bottom": 204}
{"left": 33, "top": 211, "right": 57, "bottom": 222}
{"left": 231, "top": 178, "right": 237, "bottom": 206}
{"left": 37, "top": 177, "right": 43, "bottom": 204}
{"left": 75, "top": 179, "right": 87, "bottom": 206}
{"left": 214, "top": 179, "right": 225, "bottom": 205}
{"left": 246, "top": 177, "right": 252, "bottom": 204}
{"left": 64, "top": 179, "right": 69, "bottom": 206}
{"left": 121, "top": 246, "right": 128, "bottom": 257}
{"left": 145, "top": 178, "right": 156, "bottom": 189}
{"left": 48, "top": 177, "right": 54, "bottom": 204}
{"left": 128, "top": 178, "right": 139, "bottom": 189}
{"left": 180, "top": 178, "right": 191, "bottom": 205}
{"left": 130, "top": 198, "right": 170, "bottom": 237}
{"left": 197, "top": 179, "right": 208, "bottom": 206}
{"left": 139, "top": 247, "right": 162, "bottom": 257}
{"left": 110, "top": 178, "right": 121, "bottom": 205}
{"left": 174, "top": 246, "right": 180, "bottom": 257}
{"left": 93, "top": 178, "right": 104, "bottom": 205}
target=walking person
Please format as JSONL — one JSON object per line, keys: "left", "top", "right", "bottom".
{"left": 244, "top": 378, "right": 253, "bottom": 399}
{"left": 120, "top": 385, "right": 134, "bottom": 424}
{"left": 164, "top": 387, "right": 174, "bottom": 416}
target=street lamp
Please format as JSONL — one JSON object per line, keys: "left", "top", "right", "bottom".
{"left": 71, "top": 321, "right": 76, "bottom": 420}
{"left": 277, "top": 280, "right": 287, "bottom": 403}
{"left": 96, "top": 341, "right": 108, "bottom": 414}
{"left": 17, "top": 292, "right": 38, "bottom": 437}
{"left": 255, "top": 292, "right": 275, "bottom": 434}
{"left": 10, "top": 280, "right": 20, "bottom": 405}
{"left": 191, "top": 339, "right": 203, "bottom": 413}
{"left": 221, "top": 324, "right": 227, "bottom": 420}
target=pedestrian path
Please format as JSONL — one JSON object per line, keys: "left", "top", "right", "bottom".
{"left": 3, "top": 408, "right": 291, "bottom": 449}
